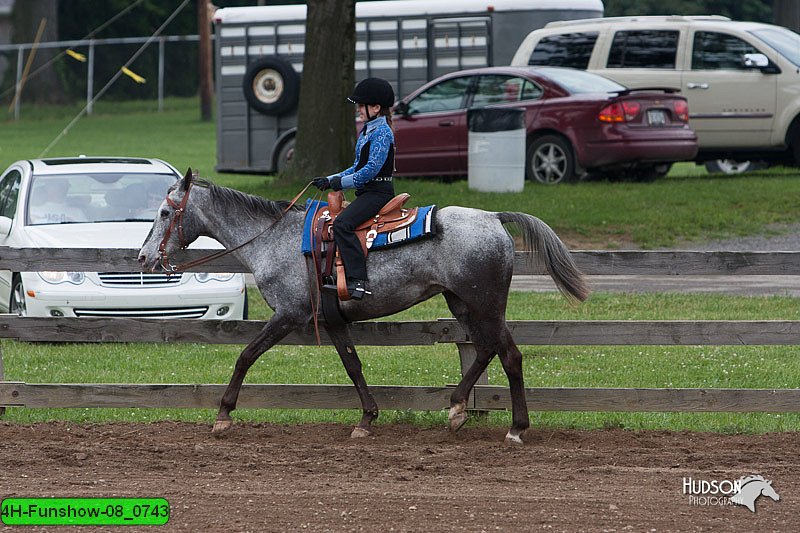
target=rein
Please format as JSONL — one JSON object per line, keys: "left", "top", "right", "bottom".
{"left": 158, "top": 180, "right": 315, "bottom": 273}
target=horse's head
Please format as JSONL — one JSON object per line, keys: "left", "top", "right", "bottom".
{"left": 138, "top": 167, "right": 204, "bottom": 272}
{"left": 761, "top": 480, "right": 780, "bottom": 502}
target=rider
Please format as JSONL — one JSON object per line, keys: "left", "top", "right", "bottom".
{"left": 313, "top": 77, "right": 396, "bottom": 300}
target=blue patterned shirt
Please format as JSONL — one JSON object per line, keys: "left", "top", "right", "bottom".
{"left": 328, "top": 115, "right": 394, "bottom": 190}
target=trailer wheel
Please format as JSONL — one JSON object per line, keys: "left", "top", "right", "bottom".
{"left": 243, "top": 57, "right": 300, "bottom": 116}
{"left": 275, "top": 137, "right": 295, "bottom": 172}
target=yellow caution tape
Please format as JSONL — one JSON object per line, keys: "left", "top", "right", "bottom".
{"left": 121, "top": 66, "right": 146, "bottom": 83}
{"left": 65, "top": 48, "right": 86, "bottom": 62}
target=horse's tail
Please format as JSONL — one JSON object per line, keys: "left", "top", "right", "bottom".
{"left": 497, "top": 212, "right": 590, "bottom": 302}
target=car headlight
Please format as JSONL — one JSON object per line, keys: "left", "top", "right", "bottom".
{"left": 38, "top": 271, "right": 86, "bottom": 285}
{"left": 194, "top": 272, "right": 236, "bottom": 283}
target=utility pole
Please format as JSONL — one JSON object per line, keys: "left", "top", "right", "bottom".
{"left": 198, "top": 0, "right": 213, "bottom": 121}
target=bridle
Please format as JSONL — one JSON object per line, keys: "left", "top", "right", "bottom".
{"left": 156, "top": 178, "right": 316, "bottom": 274}
{"left": 158, "top": 180, "right": 193, "bottom": 273}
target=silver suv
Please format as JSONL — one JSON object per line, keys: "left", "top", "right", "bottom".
{"left": 512, "top": 15, "right": 800, "bottom": 173}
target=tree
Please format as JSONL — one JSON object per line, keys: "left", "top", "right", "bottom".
{"left": 774, "top": 0, "right": 800, "bottom": 31}
{"left": 604, "top": 0, "right": 771, "bottom": 22}
{"left": 282, "top": 0, "right": 356, "bottom": 183}
{"left": 12, "top": 0, "right": 68, "bottom": 104}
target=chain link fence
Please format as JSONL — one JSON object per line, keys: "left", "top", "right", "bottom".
{"left": 0, "top": 34, "right": 204, "bottom": 119}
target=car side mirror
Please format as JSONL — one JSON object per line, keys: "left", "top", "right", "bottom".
{"left": 0, "top": 216, "right": 11, "bottom": 236}
{"left": 743, "top": 53, "right": 781, "bottom": 74}
{"left": 394, "top": 101, "right": 410, "bottom": 116}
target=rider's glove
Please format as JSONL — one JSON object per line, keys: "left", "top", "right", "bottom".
{"left": 329, "top": 176, "right": 343, "bottom": 191}
{"left": 312, "top": 177, "right": 331, "bottom": 191}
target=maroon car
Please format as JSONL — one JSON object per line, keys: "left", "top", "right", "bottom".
{"left": 390, "top": 66, "right": 698, "bottom": 183}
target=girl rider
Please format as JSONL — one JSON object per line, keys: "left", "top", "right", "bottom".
{"left": 313, "top": 77, "right": 395, "bottom": 300}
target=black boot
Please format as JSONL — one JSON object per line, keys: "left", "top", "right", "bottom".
{"left": 347, "top": 279, "right": 371, "bottom": 300}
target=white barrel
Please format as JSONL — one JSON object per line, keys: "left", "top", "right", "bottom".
{"left": 467, "top": 108, "right": 525, "bottom": 192}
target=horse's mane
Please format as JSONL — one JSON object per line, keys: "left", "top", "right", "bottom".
{"left": 192, "top": 178, "right": 305, "bottom": 221}
{"left": 739, "top": 475, "right": 767, "bottom": 486}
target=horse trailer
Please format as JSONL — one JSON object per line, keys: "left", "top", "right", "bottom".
{"left": 213, "top": 0, "right": 604, "bottom": 174}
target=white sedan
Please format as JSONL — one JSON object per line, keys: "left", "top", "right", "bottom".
{"left": 0, "top": 156, "right": 247, "bottom": 319}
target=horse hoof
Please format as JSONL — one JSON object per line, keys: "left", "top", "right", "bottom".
{"left": 504, "top": 430, "right": 524, "bottom": 445}
{"left": 211, "top": 419, "right": 232, "bottom": 435}
{"left": 449, "top": 411, "right": 468, "bottom": 432}
{"left": 351, "top": 427, "right": 371, "bottom": 439}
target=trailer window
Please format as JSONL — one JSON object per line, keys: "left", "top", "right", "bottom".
{"left": 407, "top": 77, "right": 472, "bottom": 114}
{"left": 528, "top": 32, "right": 598, "bottom": 69}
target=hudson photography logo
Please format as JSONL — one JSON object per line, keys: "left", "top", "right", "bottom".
{"left": 682, "top": 475, "right": 780, "bottom": 512}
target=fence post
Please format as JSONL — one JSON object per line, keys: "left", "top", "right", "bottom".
{"left": 457, "top": 343, "right": 488, "bottom": 411}
{"left": 0, "top": 340, "right": 5, "bottom": 418}
{"left": 87, "top": 40, "right": 95, "bottom": 115}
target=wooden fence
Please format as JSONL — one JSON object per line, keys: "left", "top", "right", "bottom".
{"left": 1, "top": 248, "right": 800, "bottom": 414}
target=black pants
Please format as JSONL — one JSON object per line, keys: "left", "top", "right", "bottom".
{"left": 332, "top": 190, "right": 393, "bottom": 281}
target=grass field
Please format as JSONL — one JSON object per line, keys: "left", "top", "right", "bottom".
{"left": 2, "top": 97, "right": 800, "bottom": 433}
{"left": 2, "top": 97, "right": 800, "bottom": 248}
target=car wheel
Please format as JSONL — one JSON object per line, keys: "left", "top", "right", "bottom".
{"left": 527, "top": 135, "right": 576, "bottom": 184}
{"left": 704, "top": 159, "right": 768, "bottom": 175}
{"left": 242, "top": 56, "right": 300, "bottom": 116}
{"left": 276, "top": 137, "right": 295, "bottom": 172}
{"left": 10, "top": 274, "right": 27, "bottom": 317}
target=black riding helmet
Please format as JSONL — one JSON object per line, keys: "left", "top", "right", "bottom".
{"left": 347, "top": 77, "right": 394, "bottom": 108}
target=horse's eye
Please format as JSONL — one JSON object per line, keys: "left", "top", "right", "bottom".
{"left": 160, "top": 209, "right": 170, "bottom": 218}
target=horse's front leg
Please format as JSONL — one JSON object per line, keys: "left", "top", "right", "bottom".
{"left": 212, "top": 312, "right": 302, "bottom": 435}
{"left": 326, "top": 325, "right": 378, "bottom": 438}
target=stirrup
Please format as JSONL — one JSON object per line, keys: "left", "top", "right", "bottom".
{"left": 348, "top": 279, "right": 371, "bottom": 300}
{"left": 321, "top": 275, "right": 338, "bottom": 294}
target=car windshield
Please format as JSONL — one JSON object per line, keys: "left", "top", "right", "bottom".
{"left": 27, "top": 172, "right": 176, "bottom": 226}
{"left": 535, "top": 67, "right": 626, "bottom": 94}
{"left": 750, "top": 27, "right": 800, "bottom": 67}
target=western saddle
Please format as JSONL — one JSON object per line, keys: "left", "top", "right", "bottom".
{"left": 312, "top": 191, "right": 418, "bottom": 301}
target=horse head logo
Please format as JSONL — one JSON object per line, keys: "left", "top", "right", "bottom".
{"left": 729, "top": 475, "right": 780, "bottom": 513}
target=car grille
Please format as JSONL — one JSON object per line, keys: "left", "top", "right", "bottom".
{"left": 73, "top": 307, "right": 209, "bottom": 319}
{"left": 98, "top": 272, "right": 183, "bottom": 287}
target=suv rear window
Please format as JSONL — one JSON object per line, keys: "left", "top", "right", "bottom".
{"left": 529, "top": 32, "right": 598, "bottom": 69}
{"left": 607, "top": 30, "right": 679, "bottom": 69}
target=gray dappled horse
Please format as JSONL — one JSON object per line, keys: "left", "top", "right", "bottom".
{"left": 138, "top": 170, "right": 590, "bottom": 443}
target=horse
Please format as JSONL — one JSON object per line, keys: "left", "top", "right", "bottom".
{"left": 138, "top": 170, "right": 590, "bottom": 443}
{"left": 730, "top": 475, "right": 780, "bottom": 512}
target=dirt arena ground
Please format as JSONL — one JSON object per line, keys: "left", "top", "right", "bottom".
{"left": 1, "top": 421, "right": 797, "bottom": 532}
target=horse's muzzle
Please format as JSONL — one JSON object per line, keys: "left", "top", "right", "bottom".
{"left": 138, "top": 253, "right": 157, "bottom": 273}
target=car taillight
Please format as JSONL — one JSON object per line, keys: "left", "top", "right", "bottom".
{"left": 599, "top": 101, "right": 641, "bottom": 122}
{"left": 673, "top": 100, "right": 689, "bottom": 122}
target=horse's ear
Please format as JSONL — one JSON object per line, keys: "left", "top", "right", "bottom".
{"left": 182, "top": 167, "right": 193, "bottom": 190}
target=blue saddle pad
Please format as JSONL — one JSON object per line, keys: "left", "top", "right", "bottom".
{"left": 301, "top": 199, "right": 437, "bottom": 255}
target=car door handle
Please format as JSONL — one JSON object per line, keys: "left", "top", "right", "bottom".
{"left": 687, "top": 82, "right": 709, "bottom": 90}
{"left": 438, "top": 120, "right": 455, "bottom": 127}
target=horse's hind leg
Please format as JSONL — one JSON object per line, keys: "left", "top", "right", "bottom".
{"left": 496, "top": 329, "right": 530, "bottom": 444}
{"left": 444, "top": 293, "right": 530, "bottom": 443}
{"left": 443, "top": 292, "right": 496, "bottom": 432}
{"left": 326, "top": 325, "right": 379, "bottom": 438}
{"left": 213, "top": 312, "right": 301, "bottom": 435}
